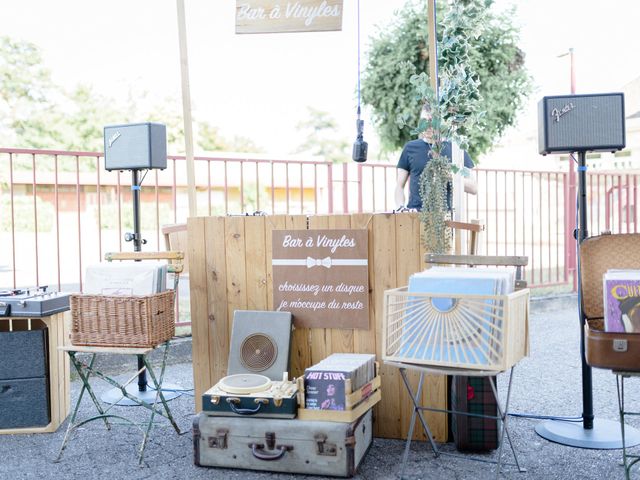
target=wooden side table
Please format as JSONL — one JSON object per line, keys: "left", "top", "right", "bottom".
{"left": 0, "top": 313, "right": 70, "bottom": 434}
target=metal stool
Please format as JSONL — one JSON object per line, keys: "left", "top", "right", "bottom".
{"left": 615, "top": 371, "right": 640, "bottom": 479}
{"left": 387, "top": 361, "right": 526, "bottom": 480}
{"left": 55, "top": 341, "right": 182, "bottom": 465}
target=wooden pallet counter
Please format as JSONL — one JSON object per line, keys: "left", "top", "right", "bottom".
{"left": 187, "top": 212, "right": 446, "bottom": 440}
{"left": 0, "top": 313, "right": 70, "bottom": 434}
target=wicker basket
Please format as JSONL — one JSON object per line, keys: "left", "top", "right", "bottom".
{"left": 69, "top": 290, "right": 175, "bottom": 348}
{"left": 382, "top": 287, "right": 530, "bottom": 371}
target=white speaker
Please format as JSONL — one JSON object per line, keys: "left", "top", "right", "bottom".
{"left": 104, "top": 122, "right": 167, "bottom": 171}
{"left": 227, "top": 311, "right": 293, "bottom": 381}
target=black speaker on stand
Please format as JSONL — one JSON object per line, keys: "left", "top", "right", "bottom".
{"left": 534, "top": 93, "right": 640, "bottom": 448}
{"left": 100, "top": 122, "right": 181, "bottom": 406}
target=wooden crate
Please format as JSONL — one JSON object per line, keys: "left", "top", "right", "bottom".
{"left": 188, "top": 213, "right": 447, "bottom": 440}
{"left": 296, "top": 374, "right": 382, "bottom": 422}
{"left": 383, "top": 287, "right": 530, "bottom": 371}
{"left": 0, "top": 313, "right": 70, "bottom": 434}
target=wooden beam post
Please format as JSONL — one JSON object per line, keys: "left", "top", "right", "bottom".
{"left": 427, "top": 0, "right": 438, "bottom": 96}
{"left": 176, "top": 0, "right": 197, "bottom": 217}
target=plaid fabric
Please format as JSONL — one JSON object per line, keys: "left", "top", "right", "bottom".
{"left": 450, "top": 375, "right": 500, "bottom": 452}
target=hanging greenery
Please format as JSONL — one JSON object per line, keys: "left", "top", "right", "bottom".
{"left": 362, "top": 0, "right": 531, "bottom": 159}
{"left": 398, "top": 1, "right": 486, "bottom": 253}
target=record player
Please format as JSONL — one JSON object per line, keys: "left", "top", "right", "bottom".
{"left": 202, "top": 310, "right": 298, "bottom": 418}
{"left": 202, "top": 372, "right": 298, "bottom": 419}
{"left": 0, "top": 287, "right": 71, "bottom": 317}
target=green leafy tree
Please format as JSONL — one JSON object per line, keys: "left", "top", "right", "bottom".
{"left": 294, "top": 107, "right": 349, "bottom": 163}
{"left": 0, "top": 36, "right": 62, "bottom": 148}
{"left": 197, "top": 122, "right": 262, "bottom": 153}
{"left": 361, "top": 0, "right": 531, "bottom": 158}
{"left": 0, "top": 36, "right": 265, "bottom": 164}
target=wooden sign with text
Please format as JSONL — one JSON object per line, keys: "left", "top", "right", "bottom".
{"left": 236, "top": 0, "right": 343, "bottom": 34}
{"left": 272, "top": 229, "right": 369, "bottom": 329}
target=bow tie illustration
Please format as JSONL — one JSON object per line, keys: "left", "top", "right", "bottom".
{"left": 306, "top": 256, "right": 332, "bottom": 268}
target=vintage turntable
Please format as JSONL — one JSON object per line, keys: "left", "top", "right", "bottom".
{"left": 202, "top": 310, "right": 298, "bottom": 418}
{"left": 203, "top": 372, "right": 298, "bottom": 418}
{"left": 0, "top": 287, "right": 70, "bottom": 317}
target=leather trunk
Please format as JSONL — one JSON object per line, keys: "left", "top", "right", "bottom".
{"left": 193, "top": 409, "right": 372, "bottom": 477}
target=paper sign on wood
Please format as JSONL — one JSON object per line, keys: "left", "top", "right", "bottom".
{"left": 236, "top": 0, "right": 343, "bottom": 34}
{"left": 272, "top": 229, "right": 369, "bottom": 329}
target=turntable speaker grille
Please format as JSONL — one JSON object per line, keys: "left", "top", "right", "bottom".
{"left": 240, "top": 334, "right": 277, "bottom": 372}
{"left": 227, "top": 311, "right": 292, "bottom": 381}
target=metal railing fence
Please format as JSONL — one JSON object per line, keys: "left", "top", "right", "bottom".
{"left": 3, "top": 147, "right": 639, "bottom": 324}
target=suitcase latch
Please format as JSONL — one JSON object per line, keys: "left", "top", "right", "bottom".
{"left": 208, "top": 428, "right": 228, "bottom": 449}
{"left": 613, "top": 339, "right": 628, "bottom": 352}
{"left": 314, "top": 433, "right": 338, "bottom": 456}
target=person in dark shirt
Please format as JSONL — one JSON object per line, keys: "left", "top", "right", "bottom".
{"left": 394, "top": 109, "right": 477, "bottom": 210}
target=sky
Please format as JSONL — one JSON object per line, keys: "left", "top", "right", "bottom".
{"left": 2, "top": 0, "right": 640, "bottom": 164}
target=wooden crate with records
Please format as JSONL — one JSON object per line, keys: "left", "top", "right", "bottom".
{"left": 297, "top": 354, "right": 381, "bottom": 423}
{"left": 382, "top": 266, "right": 530, "bottom": 372}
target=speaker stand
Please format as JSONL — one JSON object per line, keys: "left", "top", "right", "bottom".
{"left": 535, "top": 151, "right": 640, "bottom": 449}
{"left": 100, "top": 169, "right": 181, "bottom": 407}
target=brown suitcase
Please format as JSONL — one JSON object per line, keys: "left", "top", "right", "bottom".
{"left": 581, "top": 233, "right": 640, "bottom": 371}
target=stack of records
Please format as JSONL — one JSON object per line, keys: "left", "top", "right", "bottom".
{"left": 303, "top": 353, "right": 376, "bottom": 411}
{"left": 84, "top": 263, "right": 168, "bottom": 295}
{"left": 404, "top": 266, "right": 516, "bottom": 367}
{"left": 603, "top": 269, "right": 640, "bottom": 333}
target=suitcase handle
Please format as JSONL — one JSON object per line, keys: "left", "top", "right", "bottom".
{"left": 226, "top": 397, "right": 268, "bottom": 415}
{"left": 250, "top": 443, "right": 292, "bottom": 461}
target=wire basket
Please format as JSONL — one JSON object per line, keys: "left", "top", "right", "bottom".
{"left": 69, "top": 290, "right": 175, "bottom": 348}
{"left": 382, "top": 287, "right": 529, "bottom": 371}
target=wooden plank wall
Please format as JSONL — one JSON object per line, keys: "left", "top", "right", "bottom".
{"left": 188, "top": 212, "right": 447, "bottom": 440}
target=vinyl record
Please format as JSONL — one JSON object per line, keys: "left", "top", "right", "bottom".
{"left": 218, "top": 373, "right": 272, "bottom": 394}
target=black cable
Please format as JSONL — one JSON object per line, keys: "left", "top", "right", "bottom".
{"left": 508, "top": 412, "right": 582, "bottom": 422}
{"left": 138, "top": 169, "right": 149, "bottom": 186}
{"left": 351, "top": 0, "right": 368, "bottom": 163}
{"left": 356, "top": 0, "right": 361, "bottom": 120}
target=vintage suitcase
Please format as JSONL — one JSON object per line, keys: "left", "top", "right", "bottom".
{"left": 450, "top": 375, "right": 499, "bottom": 452}
{"left": 194, "top": 409, "right": 373, "bottom": 477}
{"left": 581, "top": 234, "right": 640, "bottom": 372}
{"left": 202, "top": 377, "right": 298, "bottom": 419}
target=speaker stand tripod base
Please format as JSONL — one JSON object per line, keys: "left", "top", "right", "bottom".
{"left": 536, "top": 418, "right": 640, "bottom": 450}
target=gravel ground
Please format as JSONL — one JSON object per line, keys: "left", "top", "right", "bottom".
{"left": 1, "top": 295, "right": 638, "bottom": 479}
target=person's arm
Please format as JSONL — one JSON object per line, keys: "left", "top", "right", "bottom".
{"left": 463, "top": 150, "right": 478, "bottom": 195}
{"left": 395, "top": 168, "right": 409, "bottom": 209}
{"left": 464, "top": 177, "right": 478, "bottom": 195}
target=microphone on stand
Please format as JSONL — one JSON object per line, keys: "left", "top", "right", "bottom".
{"left": 352, "top": 116, "right": 368, "bottom": 163}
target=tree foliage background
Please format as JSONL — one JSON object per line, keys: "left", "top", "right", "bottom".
{"left": 0, "top": 36, "right": 261, "bottom": 160}
{"left": 361, "top": 0, "right": 531, "bottom": 159}
{"left": 295, "top": 107, "right": 349, "bottom": 163}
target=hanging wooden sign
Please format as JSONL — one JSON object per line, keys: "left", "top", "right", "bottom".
{"left": 272, "top": 229, "right": 369, "bottom": 329}
{"left": 236, "top": 0, "right": 343, "bottom": 34}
